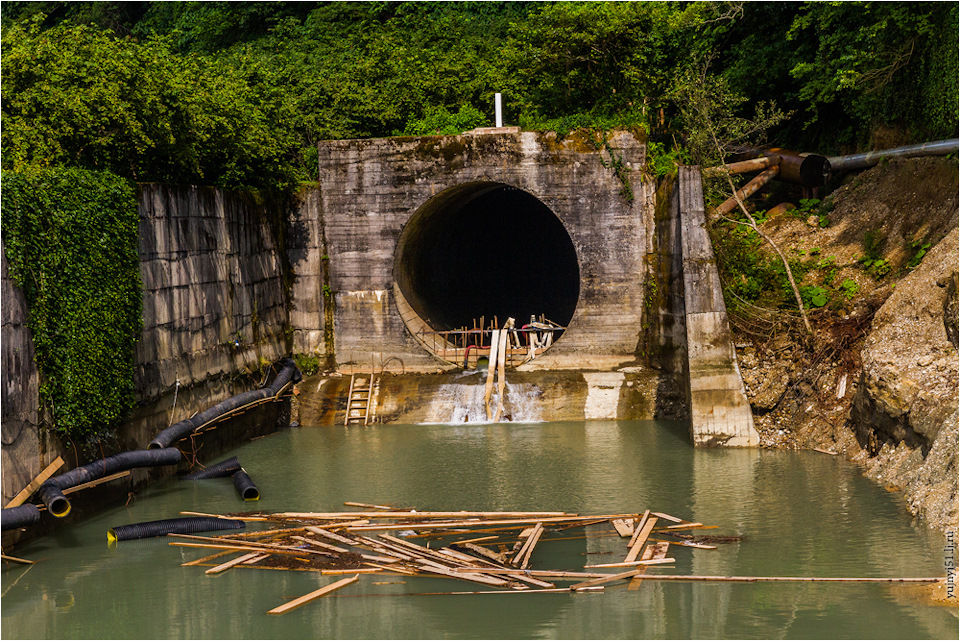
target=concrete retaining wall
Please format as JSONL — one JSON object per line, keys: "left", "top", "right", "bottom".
{"left": 290, "top": 130, "right": 657, "bottom": 372}
{"left": 677, "top": 167, "right": 758, "bottom": 447}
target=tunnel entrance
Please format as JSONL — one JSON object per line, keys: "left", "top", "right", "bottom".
{"left": 393, "top": 182, "right": 580, "bottom": 366}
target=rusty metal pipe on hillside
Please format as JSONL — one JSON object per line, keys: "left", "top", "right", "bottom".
{"left": 714, "top": 165, "right": 780, "bottom": 218}
{"left": 827, "top": 138, "right": 959, "bottom": 172}
{"left": 703, "top": 156, "right": 779, "bottom": 177}
{"left": 728, "top": 148, "right": 830, "bottom": 187}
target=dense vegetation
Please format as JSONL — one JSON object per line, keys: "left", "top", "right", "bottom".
{"left": 3, "top": 1, "right": 956, "bottom": 187}
{"left": 1, "top": 1, "right": 956, "bottom": 440}
{"left": 2, "top": 169, "right": 142, "bottom": 443}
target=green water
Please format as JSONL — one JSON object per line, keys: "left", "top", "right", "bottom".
{"left": 2, "top": 420, "right": 956, "bottom": 639}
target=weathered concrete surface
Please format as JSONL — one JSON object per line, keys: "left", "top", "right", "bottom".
{"left": 137, "top": 184, "right": 288, "bottom": 400}
{"left": 291, "top": 130, "right": 656, "bottom": 372}
{"left": 296, "top": 369, "right": 659, "bottom": 426}
{"left": 678, "top": 167, "right": 758, "bottom": 447}
{"left": 851, "top": 227, "right": 958, "bottom": 531}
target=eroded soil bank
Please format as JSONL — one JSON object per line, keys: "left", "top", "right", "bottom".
{"left": 729, "top": 157, "right": 958, "bottom": 534}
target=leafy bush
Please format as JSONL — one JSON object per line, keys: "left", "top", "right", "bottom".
{"left": 2, "top": 167, "right": 142, "bottom": 442}
{"left": 401, "top": 105, "right": 489, "bottom": 136}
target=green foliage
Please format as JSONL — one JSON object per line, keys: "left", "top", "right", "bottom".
{"left": 647, "top": 142, "right": 690, "bottom": 178}
{"left": 1, "top": 17, "right": 301, "bottom": 189}
{"left": 2, "top": 167, "right": 142, "bottom": 442}
{"left": 668, "top": 63, "right": 788, "bottom": 166}
{"left": 292, "top": 353, "right": 321, "bottom": 377}
{"left": 401, "top": 105, "right": 489, "bottom": 136}
{"left": 906, "top": 239, "right": 931, "bottom": 270}
{"left": 711, "top": 218, "right": 812, "bottom": 310}
{"left": 800, "top": 285, "right": 828, "bottom": 308}
{"left": 840, "top": 278, "right": 860, "bottom": 299}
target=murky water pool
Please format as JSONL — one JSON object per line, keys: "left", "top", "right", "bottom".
{"left": 2, "top": 420, "right": 955, "bottom": 639}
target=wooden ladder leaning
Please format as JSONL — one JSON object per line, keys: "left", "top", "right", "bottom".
{"left": 344, "top": 370, "right": 378, "bottom": 426}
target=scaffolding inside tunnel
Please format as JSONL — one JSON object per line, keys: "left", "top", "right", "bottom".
{"left": 415, "top": 316, "right": 565, "bottom": 369}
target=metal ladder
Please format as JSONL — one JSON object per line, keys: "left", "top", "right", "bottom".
{"left": 343, "top": 371, "right": 377, "bottom": 426}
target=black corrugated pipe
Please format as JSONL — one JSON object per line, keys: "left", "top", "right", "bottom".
{"left": 183, "top": 456, "right": 242, "bottom": 480}
{"left": 232, "top": 469, "right": 260, "bottom": 501}
{"left": 827, "top": 139, "right": 959, "bottom": 172}
{"left": 148, "top": 358, "right": 301, "bottom": 450}
{"left": 1, "top": 504, "right": 41, "bottom": 531}
{"left": 37, "top": 448, "right": 183, "bottom": 518}
{"left": 107, "top": 516, "right": 244, "bottom": 542}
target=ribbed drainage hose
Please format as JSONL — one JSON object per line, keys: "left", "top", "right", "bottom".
{"left": 107, "top": 516, "right": 244, "bottom": 542}
{"left": 1, "top": 504, "right": 41, "bottom": 531}
{"left": 37, "top": 448, "right": 183, "bottom": 518}
{"left": 183, "top": 456, "right": 241, "bottom": 480}
{"left": 149, "top": 358, "right": 301, "bottom": 449}
{"left": 232, "top": 469, "right": 260, "bottom": 501}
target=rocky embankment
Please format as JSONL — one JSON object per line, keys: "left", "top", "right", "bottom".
{"left": 734, "top": 157, "right": 958, "bottom": 533}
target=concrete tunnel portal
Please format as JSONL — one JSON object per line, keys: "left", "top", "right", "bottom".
{"left": 393, "top": 182, "right": 580, "bottom": 364}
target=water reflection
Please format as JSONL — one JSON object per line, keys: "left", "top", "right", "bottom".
{"left": 2, "top": 421, "right": 954, "bottom": 639}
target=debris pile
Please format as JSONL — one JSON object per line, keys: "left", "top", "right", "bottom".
{"left": 171, "top": 503, "right": 728, "bottom": 613}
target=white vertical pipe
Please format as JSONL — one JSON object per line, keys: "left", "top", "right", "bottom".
{"left": 495, "top": 93, "right": 503, "bottom": 128}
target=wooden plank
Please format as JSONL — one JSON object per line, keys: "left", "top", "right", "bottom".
{"left": 205, "top": 552, "right": 267, "bottom": 575}
{"left": 515, "top": 522, "right": 544, "bottom": 569}
{"left": 451, "top": 535, "right": 499, "bottom": 545}
{"left": 437, "top": 549, "right": 555, "bottom": 589}
{"left": 628, "top": 541, "right": 670, "bottom": 590}
{"left": 305, "top": 526, "right": 361, "bottom": 547}
{"left": 611, "top": 518, "right": 634, "bottom": 537}
{"left": 624, "top": 517, "right": 658, "bottom": 563}
{"left": 275, "top": 510, "right": 572, "bottom": 520}
{"left": 343, "top": 502, "right": 395, "bottom": 510}
{"left": 627, "top": 510, "right": 650, "bottom": 549}
{"left": 62, "top": 470, "right": 131, "bottom": 495}
{"left": 484, "top": 329, "right": 501, "bottom": 420}
{"left": 605, "top": 574, "right": 947, "bottom": 583}
{"left": 569, "top": 567, "right": 649, "bottom": 591}
{"left": 5, "top": 456, "right": 65, "bottom": 508}
{"left": 414, "top": 563, "right": 512, "bottom": 587}
{"left": 268, "top": 574, "right": 360, "bottom": 614}
{"left": 451, "top": 567, "right": 609, "bottom": 580}
{"left": 291, "top": 535, "right": 350, "bottom": 554}
{"left": 182, "top": 550, "right": 234, "bottom": 567}
{"left": 649, "top": 512, "right": 684, "bottom": 523}
{"left": 493, "top": 323, "right": 511, "bottom": 422}
{"left": 1, "top": 554, "right": 35, "bottom": 565}
{"left": 583, "top": 558, "right": 675, "bottom": 569}
{"left": 345, "top": 514, "right": 633, "bottom": 532}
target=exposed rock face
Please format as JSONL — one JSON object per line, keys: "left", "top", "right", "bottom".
{"left": 851, "top": 227, "right": 959, "bottom": 531}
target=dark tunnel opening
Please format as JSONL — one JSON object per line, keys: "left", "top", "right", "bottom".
{"left": 394, "top": 182, "right": 580, "bottom": 344}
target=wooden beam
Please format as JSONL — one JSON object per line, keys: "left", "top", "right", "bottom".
{"left": 62, "top": 470, "right": 131, "bottom": 495}
{"left": 569, "top": 567, "right": 649, "bottom": 591}
{"left": 713, "top": 165, "right": 780, "bottom": 217}
{"left": 268, "top": 574, "right": 359, "bottom": 614}
{"left": 624, "top": 517, "right": 658, "bottom": 563}
{"left": 627, "top": 511, "right": 651, "bottom": 549}
{"left": 628, "top": 541, "right": 670, "bottom": 590}
{"left": 205, "top": 552, "right": 267, "bottom": 575}
{"left": 5, "top": 457, "right": 65, "bottom": 508}
{"left": 1, "top": 554, "right": 35, "bottom": 565}
{"left": 583, "top": 558, "right": 675, "bottom": 569}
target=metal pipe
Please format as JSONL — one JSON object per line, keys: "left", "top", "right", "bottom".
{"left": 714, "top": 166, "right": 780, "bottom": 217}
{"left": 827, "top": 139, "right": 959, "bottom": 172}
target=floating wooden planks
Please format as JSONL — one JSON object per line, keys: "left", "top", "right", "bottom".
{"left": 268, "top": 574, "right": 360, "bottom": 614}
{"left": 173, "top": 502, "right": 937, "bottom": 613}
